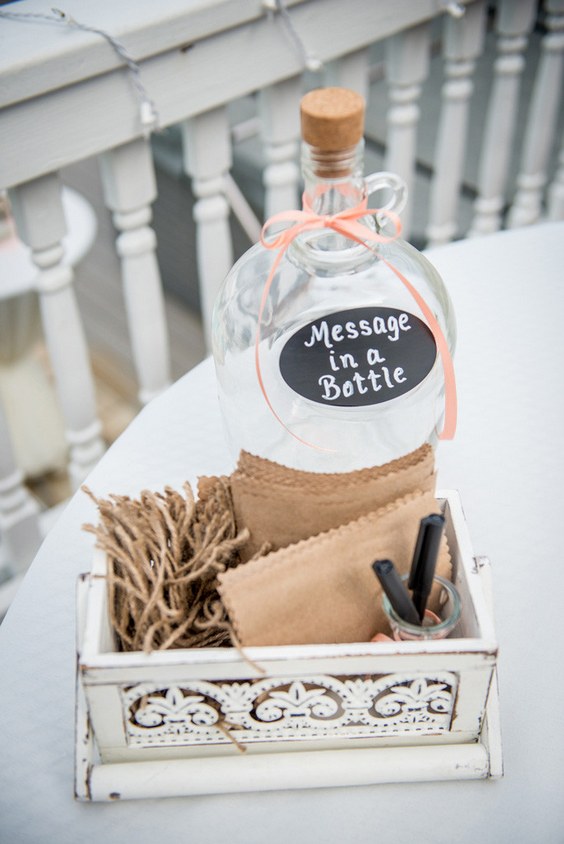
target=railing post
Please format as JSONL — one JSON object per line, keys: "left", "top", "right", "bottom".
{"left": 99, "top": 138, "right": 171, "bottom": 404}
{"left": 385, "top": 23, "right": 432, "bottom": 240}
{"left": 324, "top": 47, "right": 371, "bottom": 102}
{"left": 8, "top": 173, "right": 105, "bottom": 487}
{"left": 469, "top": 0, "right": 537, "bottom": 236}
{"left": 426, "top": 1, "right": 486, "bottom": 246}
{"left": 181, "top": 107, "right": 233, "bottom": 348}
{"left": 508, "top": 0, "right": 564, "bottom": 228}
{"left": 258, "top": 76, "right": 302, "bottom": 218}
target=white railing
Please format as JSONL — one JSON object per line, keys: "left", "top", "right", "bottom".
{"left": 0, "top": 0, "right": 563, "bottom": 607}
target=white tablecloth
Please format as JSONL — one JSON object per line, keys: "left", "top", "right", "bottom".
{"left": 1, "top": 223, "right": 563, "bottom": 843}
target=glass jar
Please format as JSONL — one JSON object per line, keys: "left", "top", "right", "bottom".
{"left": 212, "top": 91, "right": 456, "bottom": 472}
{"left": 381, "top": 574, "right": 462, "bottom": 641}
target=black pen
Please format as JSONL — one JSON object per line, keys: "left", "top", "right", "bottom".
{"left": 409, "top": 514, "right": 445, "bottom": 621}
{"left": 372, "top": 559, "right": 420, "bottom": 626}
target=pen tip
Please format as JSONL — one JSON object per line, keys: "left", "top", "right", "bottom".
{"left": 372, "top": 559, "right": 393, "bottom": 576}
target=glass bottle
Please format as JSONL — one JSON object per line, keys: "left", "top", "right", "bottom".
{"left": 212, "top": 88, "right": 456, "bottom": 472}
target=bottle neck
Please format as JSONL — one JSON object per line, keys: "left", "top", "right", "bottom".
{"left": 292, "top": 138, "right": 374, "bottom": 269}
{"left": 301, "top": 139, "right": 366, "bottom": 215}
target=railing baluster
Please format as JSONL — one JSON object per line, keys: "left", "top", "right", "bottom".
{"left": 0, "top": 395, "right": 41, "bottom": 577}
{"left": 99, "top": 138, "right": 171, "bottom": 404}
{"left": 469, "top": 0, "right": 537, "bottom": 236}
{"left": 181, "top": 107, "right": 233, "bottom": 348}
{"left": 508, "top": 0, "right": 564, "bottom": 228}
{"left": 324, "top": 47, "right": 371, "bottom": 104}
{"left": 8, "top": 173, "right": 105, "bottom": 487}
{"left": 426, "top": 1, "right": 486, "bottom": 246}
{"left": 547, "top": 133, "right": 564, "bottom": 219}
{"left": 259, "top": 77, "right": 302, "bottom": 218}
{"left": 385, "top": 23, "right": 432, "bottom": 240}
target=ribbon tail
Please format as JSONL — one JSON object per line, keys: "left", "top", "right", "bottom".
{"left": 380, "top": 258, "right": 457, "bottom": 440}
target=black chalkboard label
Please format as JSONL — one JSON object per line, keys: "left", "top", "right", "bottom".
{"left": 279, "top": 307, "right": 437, "bottom": 407}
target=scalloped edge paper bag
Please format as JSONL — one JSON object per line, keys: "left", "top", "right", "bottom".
{"left": 231, "top": 444, "right": 435, "bottom": 561}
{"left": 218, "top": 489, "right": 450, "bottom": 646}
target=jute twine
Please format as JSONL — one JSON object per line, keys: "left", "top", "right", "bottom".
{"left": 82, "top": 477, "right": 249, "bottom": 653}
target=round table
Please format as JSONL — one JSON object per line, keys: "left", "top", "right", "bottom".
{"left": 1, "top": 222, "right": 563, "bottom": 843}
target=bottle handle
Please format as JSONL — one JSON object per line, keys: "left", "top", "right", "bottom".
{"left": 364, "top": 171, "right": 407, "bottom": 225}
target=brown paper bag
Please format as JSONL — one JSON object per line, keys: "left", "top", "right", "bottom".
{"left": 218, "top": 490, "right": 450, "bottom": 646}
{"left": 231, "top": 444, "right": 436, "bottom": 561}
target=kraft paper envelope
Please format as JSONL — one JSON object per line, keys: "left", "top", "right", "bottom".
{"left": 218, "top": 489, "right": 451, "bottom": 646}
{"left": 230, "top": 443, "right": 436, "bottom": 561}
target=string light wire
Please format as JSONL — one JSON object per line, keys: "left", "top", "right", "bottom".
{"left": 0, "top": 6, "right": 159, "bottom": 137}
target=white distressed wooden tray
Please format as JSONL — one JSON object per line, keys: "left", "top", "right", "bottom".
{"left": 75, "top": 489, "right": 502, "bottom": 801}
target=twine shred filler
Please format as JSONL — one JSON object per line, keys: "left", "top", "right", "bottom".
{"left": 82, "top": 479, "right": 250, "bottom": 653}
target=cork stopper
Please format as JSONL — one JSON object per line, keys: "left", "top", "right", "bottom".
{"left": 300, "top": 87, "right": 365, "bottom": 151}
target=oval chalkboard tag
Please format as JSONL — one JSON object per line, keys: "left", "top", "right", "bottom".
{"left": 279, "top": 307, "right": 437, "bottom": 408}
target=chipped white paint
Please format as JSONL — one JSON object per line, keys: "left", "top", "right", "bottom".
{"left": 76, "top": 490, "right": 502, "bottom": 800}
{"left": 121, "top": 672, "right": 458, "bottom": 747}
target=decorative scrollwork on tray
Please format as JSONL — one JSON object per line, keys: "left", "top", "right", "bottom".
{"left": 373, "top": 678, "right": 454, "bottom": 721}
{"left": 131, "top": 687, "right": 219, "bottom": 731}
{"left": 120, "top": 671, "right": 458, "bottom": 747}
{"left": 254, "top": 680, "right": 341, "bottom": 723}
